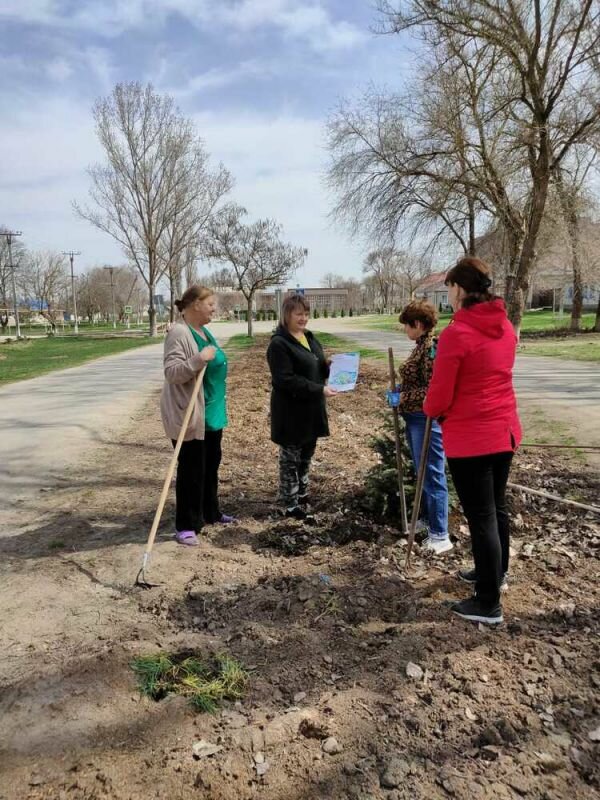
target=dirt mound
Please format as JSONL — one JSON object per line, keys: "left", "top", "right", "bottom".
{"left": 1, "top": 337, "right": 598, "bottom": 800}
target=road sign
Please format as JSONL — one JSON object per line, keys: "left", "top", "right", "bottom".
{"left": 124, "top": 305, "right": 133, "bottom": 314}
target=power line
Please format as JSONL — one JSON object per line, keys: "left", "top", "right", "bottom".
{"left": 63, "top": 251, "right": 81, "bottom": 334}
{"left": 0, "top": 231, "right": 23, "bottom": 338}
{"left": 103, "top": 266, "right": 117, "bottom": 329}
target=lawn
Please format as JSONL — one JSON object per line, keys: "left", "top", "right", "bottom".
{"left": 0, "top": 335, "right": 158, "bottom": 386}
{"left": 353, "top": 310, "right": 596, "bottom": 335}
{"left": 518, "top": 336, "right": 600, "bottom": 362}
{"left": 227, "top": 331, "right": 385, "bottom": 361}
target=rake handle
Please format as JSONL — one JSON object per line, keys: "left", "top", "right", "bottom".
{"left": 405, "top": 415, "right": 433, "bottom": 568}
{"left": 142, "top": 366, "right": 206, "bottom": 562}
{"left": 387, "top": 348, "right": 408, "bottom": 535}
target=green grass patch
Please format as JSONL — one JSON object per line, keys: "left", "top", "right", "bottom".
{"left": 131, "top": 652, "right": 249, "bottom": 712}
{"left": 313, "top": 331, "right": 385, "bottom": 360}
{"left": 226, "top": 334, "right": 262, "bottom": 353}
{"left": 0, "top": 335, "right": 158, "bottom": 386}
{"left": 354, "top": 310, "right": 596, "bottom": 334}
{"left": 517, "top": 337, "right": 600, "bottom": 362}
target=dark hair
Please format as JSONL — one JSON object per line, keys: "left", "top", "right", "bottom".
{"left": 398, "top": 300, "right": 438, "bottom": 332}
{"left": 281, "top": 293, "right": 310, "bottom": 328}
{"left": 174, "top": 285, "right": 214, "bottom": 313}
{"left": 445, "top": 257, "right": 493, "bottom": 308}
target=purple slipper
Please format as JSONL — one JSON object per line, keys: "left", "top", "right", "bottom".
{"left": 218, "top": 514, "right": 238, "bottom": 524}
{"left": 175, "top": 530, "right": 199, "bottom": 546}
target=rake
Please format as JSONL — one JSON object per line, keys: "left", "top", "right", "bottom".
{"left": 135, "top": 366, "right": 206, "bottom": 588}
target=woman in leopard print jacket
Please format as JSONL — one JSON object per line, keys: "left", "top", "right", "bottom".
{"left": 398, "top": 300, "right": 451, "bottom": 554}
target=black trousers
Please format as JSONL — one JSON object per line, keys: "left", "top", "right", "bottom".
{"left": 172, "top": 429, "right": 223, "bottom": 532}
{"left": 447, "top": 451, "right": 513, "bottom": 606}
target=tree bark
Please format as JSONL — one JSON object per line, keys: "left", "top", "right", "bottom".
{"left": 246, "top": 293, "right": 254, "bottom": 337}
{"left": 148, "top": 285, "right": 157, "bottom": 337}
{"left": 594, "top": 293, "right": 600, "bottom": 332}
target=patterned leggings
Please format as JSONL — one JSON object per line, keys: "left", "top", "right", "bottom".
{"left": 278, "top": 439, "right": 317, "bottom": 509}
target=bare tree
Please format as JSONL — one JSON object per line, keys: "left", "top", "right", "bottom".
{"left": 363, "top": 248, "right": 403, "bottom": 312}
{"left": 75, "top": 82, "right": 231, "bottom": 335}
{"left": 21, "top": 251, "right": 68, "bottom": 331}
{"left": 160, "top": 164, "right": 233, "bottom": 321}
{"left": 208, "top": 206, "right": 306, "bottom": 336}
{"left": 321, "top": 272, "right": 346, "bottom": 288}
{"left": 375, "top": 0, "right": 600, "bottom": 331}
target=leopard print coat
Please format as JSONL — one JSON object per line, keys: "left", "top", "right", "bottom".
{"left": 399, "top": 331, "right": 437, "bottom": 413}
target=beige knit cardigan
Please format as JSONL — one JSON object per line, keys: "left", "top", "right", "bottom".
{"left": 160, "top": 323, "right": 207, "bottom": 441}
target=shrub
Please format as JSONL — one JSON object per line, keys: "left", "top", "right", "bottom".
{"left": 323, "top": 308, "right": 329, "bottom": 318}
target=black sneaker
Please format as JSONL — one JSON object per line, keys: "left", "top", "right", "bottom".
{"left": 285, "top": 506, "right": 307, "bottom": 520}
{"left": 451, "top": 596, "right": 503, "bottom": 625}
{"left": 297, "top": 494, "right": 309, "bottom": 507}
{"left": 458, "top": 569, "right": 509, "bottom": 591}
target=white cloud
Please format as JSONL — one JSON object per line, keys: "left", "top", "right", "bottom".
{"left": 191, "top": 109, "right": 362, "bottom": 283}
{"left": 1, "top": 0, "right": 365, "bottom": 52}
{"left": 173, "top": 59, "right": 272, "bottom": 97}
{"left": 45, "top": 57, "right": 73, "bottom": 81}
{"left": 0, "top": 92, "right": 363, "bottom": 284}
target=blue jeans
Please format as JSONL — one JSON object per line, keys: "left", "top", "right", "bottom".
{"left": 403, "top": 412, "right": 449, "bottom": 540}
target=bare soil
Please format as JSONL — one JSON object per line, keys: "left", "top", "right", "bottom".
{"left": 1, "top": 338, "right": 599, "bottom": 800}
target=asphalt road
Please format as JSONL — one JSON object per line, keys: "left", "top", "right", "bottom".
{"left": 1, "top": 319, "right": 598, "bottom": 520}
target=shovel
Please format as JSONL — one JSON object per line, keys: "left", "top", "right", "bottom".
{"left": 135, "top": 366, "right": 206, "bottom": 588}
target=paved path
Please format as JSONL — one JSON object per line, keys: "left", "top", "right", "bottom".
{"left": 1, "top": 319, "right": 598, "bottom": 520}
{"left": 335, "top": 326, "right": 600, "bottom": 465}
{"left": 0, "top": 321, "right": 273, "bottom": 514}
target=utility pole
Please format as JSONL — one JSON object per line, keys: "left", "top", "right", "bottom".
{"left": 103, "top": 266, "right": 117, "bottom": 329}
{"left": 63, "top": 250, "right": 81, "bottom": 334}
{"left": 0, "top": 231, "right": 23, "bottom": 339}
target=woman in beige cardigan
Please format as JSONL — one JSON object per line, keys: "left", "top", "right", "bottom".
{"left": 160, "top": 285, "right": 233, "bottom": 546}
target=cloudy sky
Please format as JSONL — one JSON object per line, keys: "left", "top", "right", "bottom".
{"left": 0, "top": 0, "right": 415, "bottom": 287}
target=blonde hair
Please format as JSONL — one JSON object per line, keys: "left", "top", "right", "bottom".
{"left": 174, "top": 285, "right": 214, "bottom": 312}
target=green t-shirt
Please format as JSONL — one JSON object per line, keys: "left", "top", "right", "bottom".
{"left": 188, "top": 325, "right": 228, "bottom": 431}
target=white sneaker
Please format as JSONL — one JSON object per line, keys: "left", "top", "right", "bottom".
{"left": 422, "top": 536, "right": 453, "bottom": 555}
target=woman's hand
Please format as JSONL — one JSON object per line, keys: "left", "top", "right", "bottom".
{"left": 323, "top": 385, "right": 338, "bottom": 397}
{"left": 199, "top": 345, "right": 217, "bottom": 363}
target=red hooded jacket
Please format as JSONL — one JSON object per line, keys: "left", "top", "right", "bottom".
{"left": 423, "top": 299, "right": 522, "bottom": 458}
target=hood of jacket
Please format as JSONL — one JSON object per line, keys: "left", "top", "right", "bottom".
{"left": 452, "top": 298, "right": 510, "bottom": 339}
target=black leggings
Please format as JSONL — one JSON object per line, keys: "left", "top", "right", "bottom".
{"left": 448, "top": 451, "right": 513, "bottom": 605}
{"left": 172, "top": 429, "right": 223, "bottom": 532}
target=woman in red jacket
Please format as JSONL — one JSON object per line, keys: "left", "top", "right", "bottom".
{"left": 423, "top": 257, "right": 522, "bottom": 625}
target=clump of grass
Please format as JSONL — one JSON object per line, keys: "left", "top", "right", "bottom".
{"left": 48, "top": 539, "right": 66, "bottom": 550}
{"left": 131, "top": 651, "right": 249, "bottom": 713}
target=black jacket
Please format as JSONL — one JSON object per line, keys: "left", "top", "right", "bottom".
{"left": 266, "top": 325, "right": 330, "bottom": 446}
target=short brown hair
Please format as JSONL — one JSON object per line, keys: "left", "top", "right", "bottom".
{"left": 174, "top": 285, "right": 214, "bottom": 312}
{"left": 281, "top": 293, "right": 310, "bottom": 328}
{"left": 399, "top": 300, "right": 438, "bottom": 332}
{"left": 445, "top": 257, "right": 493, "bottom": 308}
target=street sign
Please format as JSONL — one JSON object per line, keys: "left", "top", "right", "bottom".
{"left": 124, "top": 305, "right": 133, "bottom": 314}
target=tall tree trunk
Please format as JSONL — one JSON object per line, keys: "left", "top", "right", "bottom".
{"left": 594, "top": 293, "right": 600, "bottom": 332}
{"left": 468, "top": 194, "right": 476, "bottom": 255}
{"left": 168, "top": 268, "right": 175, "bottom": 323}
{"left": 148, "top": 285, "right": 157, "bottom": 337}
{"left": 555, "top": 167, "right": 583, "bottom": 331}
{"left": 506, "top": 174, "right": 550, "bottom": 334}
{"left": 246, "top": 293, "right": 254, "bottom": 337}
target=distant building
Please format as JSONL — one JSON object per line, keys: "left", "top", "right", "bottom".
{"left": 286, "top": 287, "right": 349, "bottom": 312}
{"left": 414, "top": 272, "right": 449, "bottom": 309}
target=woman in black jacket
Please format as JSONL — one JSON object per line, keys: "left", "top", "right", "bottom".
{"left": 266, "top": 294, "right": 337, "bottom": 518}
